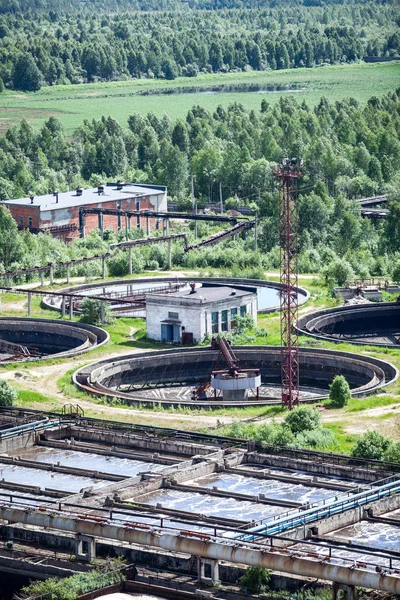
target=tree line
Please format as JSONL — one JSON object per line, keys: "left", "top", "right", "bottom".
{"left": 0, "top": 1, "right": 398, "bottom": 90}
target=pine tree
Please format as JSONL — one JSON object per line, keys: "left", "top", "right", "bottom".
{"left": 13, "top": 54, "right": 42, "bottom": 92}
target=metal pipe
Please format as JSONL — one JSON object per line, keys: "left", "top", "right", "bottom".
{"left": 0, "top": 505, "right": 399, "bottom": 594}
{"left": 238, "top": 478, "right": 400, "bottom": 540}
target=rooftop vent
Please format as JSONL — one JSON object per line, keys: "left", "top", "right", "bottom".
{"left": 189, "top": 282, "right": 196, "bottom": 294}
{"left": 53, "top": 191, "right": 59, "bottom": 204}
{"left": 76, "top": 186, "right": 83, "bottom": 197}
{"left": 30, "top": 195, "right": 34, "bottom": 204}
{"left": 116, "top": 180, "right": 125, "bottom": 191}
{"left": 97, "top": 184, "right": 105, "bottom": 195}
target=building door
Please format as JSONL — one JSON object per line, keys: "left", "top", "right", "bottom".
{"left": 161, "top": 324, "right": 174, "bottom": 342}
{"left": 161, "top": 324, "right": 181, "bottom": 343}
{"left": 172, "top": 325, "right": 180, "bottom": 342}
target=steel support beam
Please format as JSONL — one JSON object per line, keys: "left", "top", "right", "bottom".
{"left": 274, "top": 160, "right": 303, "bottom": 409}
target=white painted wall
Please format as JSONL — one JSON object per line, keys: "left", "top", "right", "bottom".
{"left": 146, "top": 292, "right": 257, "bottom": 343}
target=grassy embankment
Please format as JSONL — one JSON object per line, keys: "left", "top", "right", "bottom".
{"left": 0, "top": 61, "right": 398, "bottom": 135}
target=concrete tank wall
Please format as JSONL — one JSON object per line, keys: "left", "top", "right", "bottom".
{"left": 73, "top": 346, "right": 398, "bottom": 407}
{"left": 0, "top": 318, "right": 109, "bottom": 361}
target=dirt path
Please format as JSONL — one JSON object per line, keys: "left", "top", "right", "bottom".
{"left": 0, "top": 298, "right": 27, "bottom": 311}
{"left": 2, "top": 356, "right": 399, "bottom": 435}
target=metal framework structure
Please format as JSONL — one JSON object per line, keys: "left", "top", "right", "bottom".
{"left": 185, "top": 219, "right": 255, "bottom": 252}
{"left": 274, "top": 158, "right": 303, "bottom": 410}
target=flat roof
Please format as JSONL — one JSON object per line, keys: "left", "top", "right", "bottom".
{"left": 3, "top": 184, "right": 166, "bottom": 212}
{"left": 147, "top": 286, "right": 256, "bottom": 304}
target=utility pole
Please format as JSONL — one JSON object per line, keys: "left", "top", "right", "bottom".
{"left": 192, "top": 175, "right": 198, "bottom": 239}
{"left": 219, "top": 182, "right": 223, "bottom": 214}
{"left": 274, "top": 158, "right": 303, "bottom": 410}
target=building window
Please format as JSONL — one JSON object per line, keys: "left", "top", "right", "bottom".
{"left": 168, "top": 311, "right": 179, "bottom": 320}
{"left": 18, "top": 216, "right": 24, "bottom": 228}
{"left": 28, "top": 217, "right": 32, "bottom": 228}
{"left": 230, "top": 307, "right": 237, "bottom": 327}
{"left": 221, "top": 310, "right": 228, "bottom": 331}
{"left": 240, "top": 305, "right": 247, "bottom": 317}
{"left": 136, "top": 200, "right": 140, "bottom": 211}
{"left": 211, "top": 311, "right": 218, "bottom": 334}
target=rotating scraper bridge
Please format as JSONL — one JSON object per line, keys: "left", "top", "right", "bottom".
{"left": 0, "top": 411, "right": 400, "bottom": 594}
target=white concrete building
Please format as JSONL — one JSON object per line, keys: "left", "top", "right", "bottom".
{"left": 146, "top": 284, "right": 257, "bottom": 344}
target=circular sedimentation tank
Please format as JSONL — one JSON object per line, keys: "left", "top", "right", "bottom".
{"left": 73, "top": 346, "right": 398, "bottom": 408}
{"left": 297, "top": 302, "right": 400, "bottom": 346}
{"left": 43, "top": 277, "right": 310, "bottom": 317}
{"left": 0, "top": 318, "right": 109, "bottom": 362}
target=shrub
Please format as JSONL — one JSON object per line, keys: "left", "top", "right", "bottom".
{"left": 392, "top": 261, "right": 400, "bottom": 284}
{"left": 295, "top": 428, "right": 337, "bottom": 449}
{"left": 233, "top": 313, "right": 254, "bottom": 334}
{"left": 80, "top": 298, "right": 115, "bottom": 326}
{"left": 108, "top": 249, "right": 145, "bottom": 276}
{"left": 21, "top": 567, "right": 125, "bottom": 600}
{"left": 329, "top": 375, "right": 351, "bottom": 407}
{"left": 383, "top": 442, "right": 400, "bottom": 463}
{"left": 324, "top": 257, "right": 354, "bottom": 286}
{"left": 284, "top": 406, "right": 321, "bottom": 434}
{"left": 223, "top": 422, "right": 294, "bottom": 446}
{"left": 0, "top": 380, "right": 18, "bottom": 406}
{"left": 239, "top": 567, "right": 271, "bottom": 593}
{"left": 351, "top": 431, "right": 392, "bottom": 460}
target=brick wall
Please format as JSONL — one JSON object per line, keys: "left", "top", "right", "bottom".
{"left": 5, "top": 188, "right": 167, "bottom": 242}
{"left": 6, "top": 204, "right": 40, "bottom": 230}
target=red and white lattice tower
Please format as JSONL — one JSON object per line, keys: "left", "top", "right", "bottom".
{"left": 274, "top": 158, "right": 303, "bottom": 410}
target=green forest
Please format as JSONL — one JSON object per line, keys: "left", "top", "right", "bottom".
{"left": 1, "top": 87, "right": 400, "bottom": 286}
{"left": 0, "top": 0, "right": 399, "bottom": 288}
{"left": 0, "top": 0, "right": 398, "bottom": 90}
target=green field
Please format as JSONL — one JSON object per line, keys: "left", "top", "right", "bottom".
{"left": 2, "top": 61, "right": 399, "bottom": 135}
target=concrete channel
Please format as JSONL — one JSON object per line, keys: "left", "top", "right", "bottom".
{"left": 0, "top": 410, "right": 399, "bottom": 596}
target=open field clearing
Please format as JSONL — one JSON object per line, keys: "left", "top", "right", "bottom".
{"left": 2, "top": 61, "right": 399, "bottom": 135}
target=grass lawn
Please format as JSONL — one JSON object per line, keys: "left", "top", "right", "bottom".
{"left": 1, "top": 61, "right": 398, "bottom": 135}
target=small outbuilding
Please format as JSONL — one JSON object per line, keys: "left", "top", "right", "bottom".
{"left": 146, "top": 283, "right": 257, "bottom": 344}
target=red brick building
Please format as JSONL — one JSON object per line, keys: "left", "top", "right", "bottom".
{"left": 3, "top": 183, "right": 167, "bottom": 242}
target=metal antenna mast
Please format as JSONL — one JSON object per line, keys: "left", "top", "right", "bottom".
{"left": 274, "top": 158, "right": 303, "bottom": 410}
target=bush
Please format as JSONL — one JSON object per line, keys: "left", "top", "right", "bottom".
{"left": 383, "top": 441, "right": 400, "bottom": 463}
{"left": 392, "top": 261, "right": 400, "bottom": 283}
{"left": 80, "top": 298, "right": 115, "bottom": 326}
{"left": 351, "top": 431, "right": 392, "bottom": 460}
{"left": 324, "top": 258, "right": 354, "bottom": 286}
{"left": 329, "top": 375, "right": 351, "bottom": 407}
{"left": 108, "top": 249, "right": 145, "bottom": 276}
{"left": 233, "top": 313, "right": 254, "bottom": 334}
{"left": 224, "top": 421, "right": 294, "bottom": 446}
{"left": 284, "top": 406, "right": 321, "bottom": 434}
{"left": 21, "top": 567, "right": 125, "bottom": 600}
{"left": 239, "top": 567, "right": 271, "bottom": 593}
{"left": 0, "top": 380, "right": 18, "bottom": 406}
{"left": 295, "top": 428, "right": 337, "bottom": 449}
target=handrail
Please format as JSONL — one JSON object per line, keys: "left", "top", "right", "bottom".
{"left": 234, "top": 476, "right": 400, "bottom": 540}
{"left": 0, "top": 419, "right": 59, "bottom": 440}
